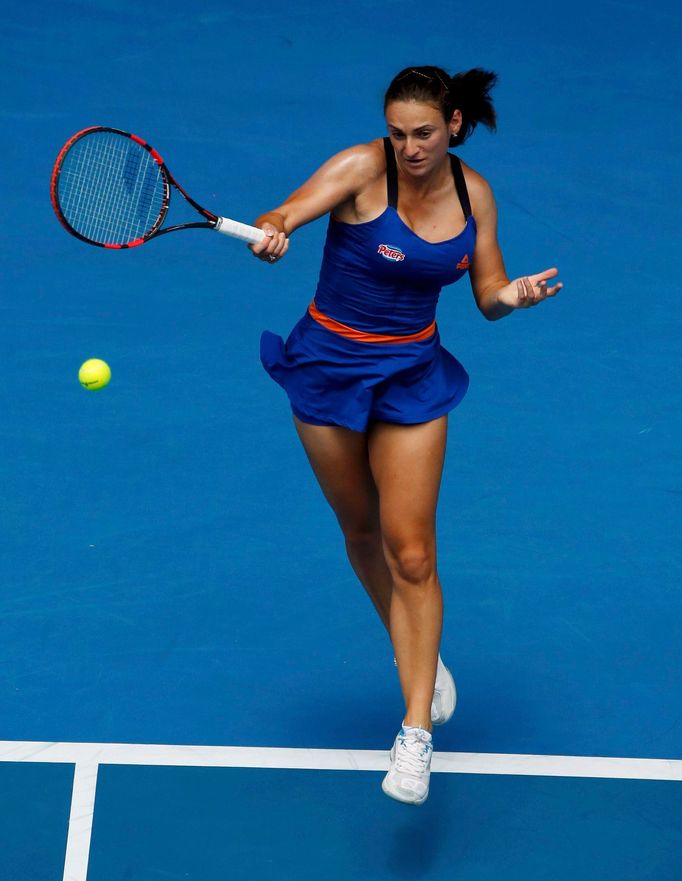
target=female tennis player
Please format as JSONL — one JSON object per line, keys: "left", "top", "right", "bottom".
{"left": 251, "top": 65, "right": 562, "bottom": 805}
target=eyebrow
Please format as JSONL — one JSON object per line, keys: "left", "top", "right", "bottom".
{"left": 387, "top": 123, "right": 437, "bottom": 132}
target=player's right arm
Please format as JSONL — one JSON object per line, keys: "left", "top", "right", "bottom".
{"left": 251, "top": 142, "right": 384, "bottom": 260}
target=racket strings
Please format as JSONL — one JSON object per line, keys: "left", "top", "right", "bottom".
{"left": 57, "top": 132, "right": 167, "bottom": 245}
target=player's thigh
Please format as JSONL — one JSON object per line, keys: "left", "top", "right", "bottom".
{"left": 367, "top": 417, "right": 448, "bottom": 557}
{"left": 293, "top": 415, "right": 380, "bottom": 537}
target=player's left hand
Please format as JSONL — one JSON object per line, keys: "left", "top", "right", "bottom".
{"left": 497, "top": 267, "right": 563, "bottom": 309}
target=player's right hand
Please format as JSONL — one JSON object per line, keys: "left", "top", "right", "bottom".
{"left": 250, "top": 223, "right": 289, "bottom": 265}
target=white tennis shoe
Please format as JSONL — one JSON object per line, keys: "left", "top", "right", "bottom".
{"left": 431, "top": 657, "right": 457, "bottom": 726}
{"left": 382, "top": 725, "right": 433, "bottom": 805}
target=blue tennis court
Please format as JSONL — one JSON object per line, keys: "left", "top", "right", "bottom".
{"left": 2, "top": 0, "right": 681, "bottom": 878}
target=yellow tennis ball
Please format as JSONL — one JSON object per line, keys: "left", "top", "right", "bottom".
{"left": 79, "top": 358, "right": 111, "bottom": 391}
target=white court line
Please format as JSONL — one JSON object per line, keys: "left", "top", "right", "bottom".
{"left": 1, "top": 739, "right": 681, "bottom": 780}
{"left": 62, "top": 762, "right": 98, "bottom": 881}
{"left": 0, "top": 740, "right": 679, "bottom": 881}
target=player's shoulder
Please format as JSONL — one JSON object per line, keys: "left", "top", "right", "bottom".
{"left": 325, "top": 139, "right": 387, "bottom": 184}
{"left": 458, "top": 158, "right": 493, "bottom": 200}
{"left": 457, "top": 158, "right": 496, "bottom": 216}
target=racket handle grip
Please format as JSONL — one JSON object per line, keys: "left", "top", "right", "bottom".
{"left": 214, "top": 216, "right": 266, "bottom": 244}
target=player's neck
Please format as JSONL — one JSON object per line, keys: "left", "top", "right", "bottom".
{"left": 396, "top": 156, "right": 451, "bottom": 198}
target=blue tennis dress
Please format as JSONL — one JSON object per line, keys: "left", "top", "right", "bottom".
{"left": 260, "top": 138, "right": 476, "bottom": 432}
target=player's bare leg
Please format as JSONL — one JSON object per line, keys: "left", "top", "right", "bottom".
{"left": 293, "top": 416, "right": 393, "bottom": 628}
{"left": 367, "top": 416, "right": 448, "bottom": 732}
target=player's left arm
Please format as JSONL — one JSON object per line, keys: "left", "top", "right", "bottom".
{"left": 466, "top": 167, "right": 563, "bottom": 321}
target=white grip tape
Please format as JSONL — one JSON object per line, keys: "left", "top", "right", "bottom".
{"left": 214, "top": 216, "right": 265, "bottom": 244}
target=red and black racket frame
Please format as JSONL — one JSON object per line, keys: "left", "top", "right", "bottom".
{"left": 50, "top": 126, "right": 221, "bottom": 249}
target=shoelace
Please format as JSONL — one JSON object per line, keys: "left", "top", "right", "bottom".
{"left": 395, "top": 732, "right": 432, "bottom": 776}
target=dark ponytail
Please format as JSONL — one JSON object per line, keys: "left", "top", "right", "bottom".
{"left": 383, "top": 66, "right": 498, "bottom": 146}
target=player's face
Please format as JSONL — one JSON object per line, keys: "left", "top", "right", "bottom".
{"left": 385, "top": 101, "right": 459, "bottom": 178}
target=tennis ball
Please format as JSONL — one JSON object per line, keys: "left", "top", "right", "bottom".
{"left": 79, "top": 358, "right": 111, "bottom": 391}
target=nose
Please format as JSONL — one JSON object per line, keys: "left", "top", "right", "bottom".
{"left": 403, "top": 137, "right": 421, "bottom": 157}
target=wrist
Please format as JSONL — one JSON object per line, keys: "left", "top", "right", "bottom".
{"left": 255, "top": 212, "right": 287, "bottom": 235}
{"left": 485, "top": 289, "right": 514, "bottom": 321}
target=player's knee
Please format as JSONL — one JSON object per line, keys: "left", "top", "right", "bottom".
{"left": 383, "top": 540, "right": 435, "bottom": 586}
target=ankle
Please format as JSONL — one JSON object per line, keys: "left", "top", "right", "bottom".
{"left": 402, "top": 718, "right": 432, "bottom": 734}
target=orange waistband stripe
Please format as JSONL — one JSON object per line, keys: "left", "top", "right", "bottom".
{"left": 308, "top": 300, "right": 436, "bottom": 344}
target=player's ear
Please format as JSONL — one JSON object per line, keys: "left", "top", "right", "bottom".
{"left": 448, "top": 109, "right": 462, "bottom": 142}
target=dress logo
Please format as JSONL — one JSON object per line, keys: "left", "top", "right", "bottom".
{"left": 456, "top": 254, "right": 470, "bottom": 271}
{"left": 377, "top": 244, "right": 405, "bottom": 262}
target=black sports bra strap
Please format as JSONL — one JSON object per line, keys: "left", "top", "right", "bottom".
{"left": 383, "top": 137, "right": 398, "bottom": 208}
{"left": 450, "top": 154, "right": 472, "bottom": 220}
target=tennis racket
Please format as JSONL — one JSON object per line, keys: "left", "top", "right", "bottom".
{"left": 50, "top": 126, "right": 266, "bottom": 249}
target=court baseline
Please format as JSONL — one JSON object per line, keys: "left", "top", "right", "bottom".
{"left": 1, "top": 739, "right": 680, "bottom": 881}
